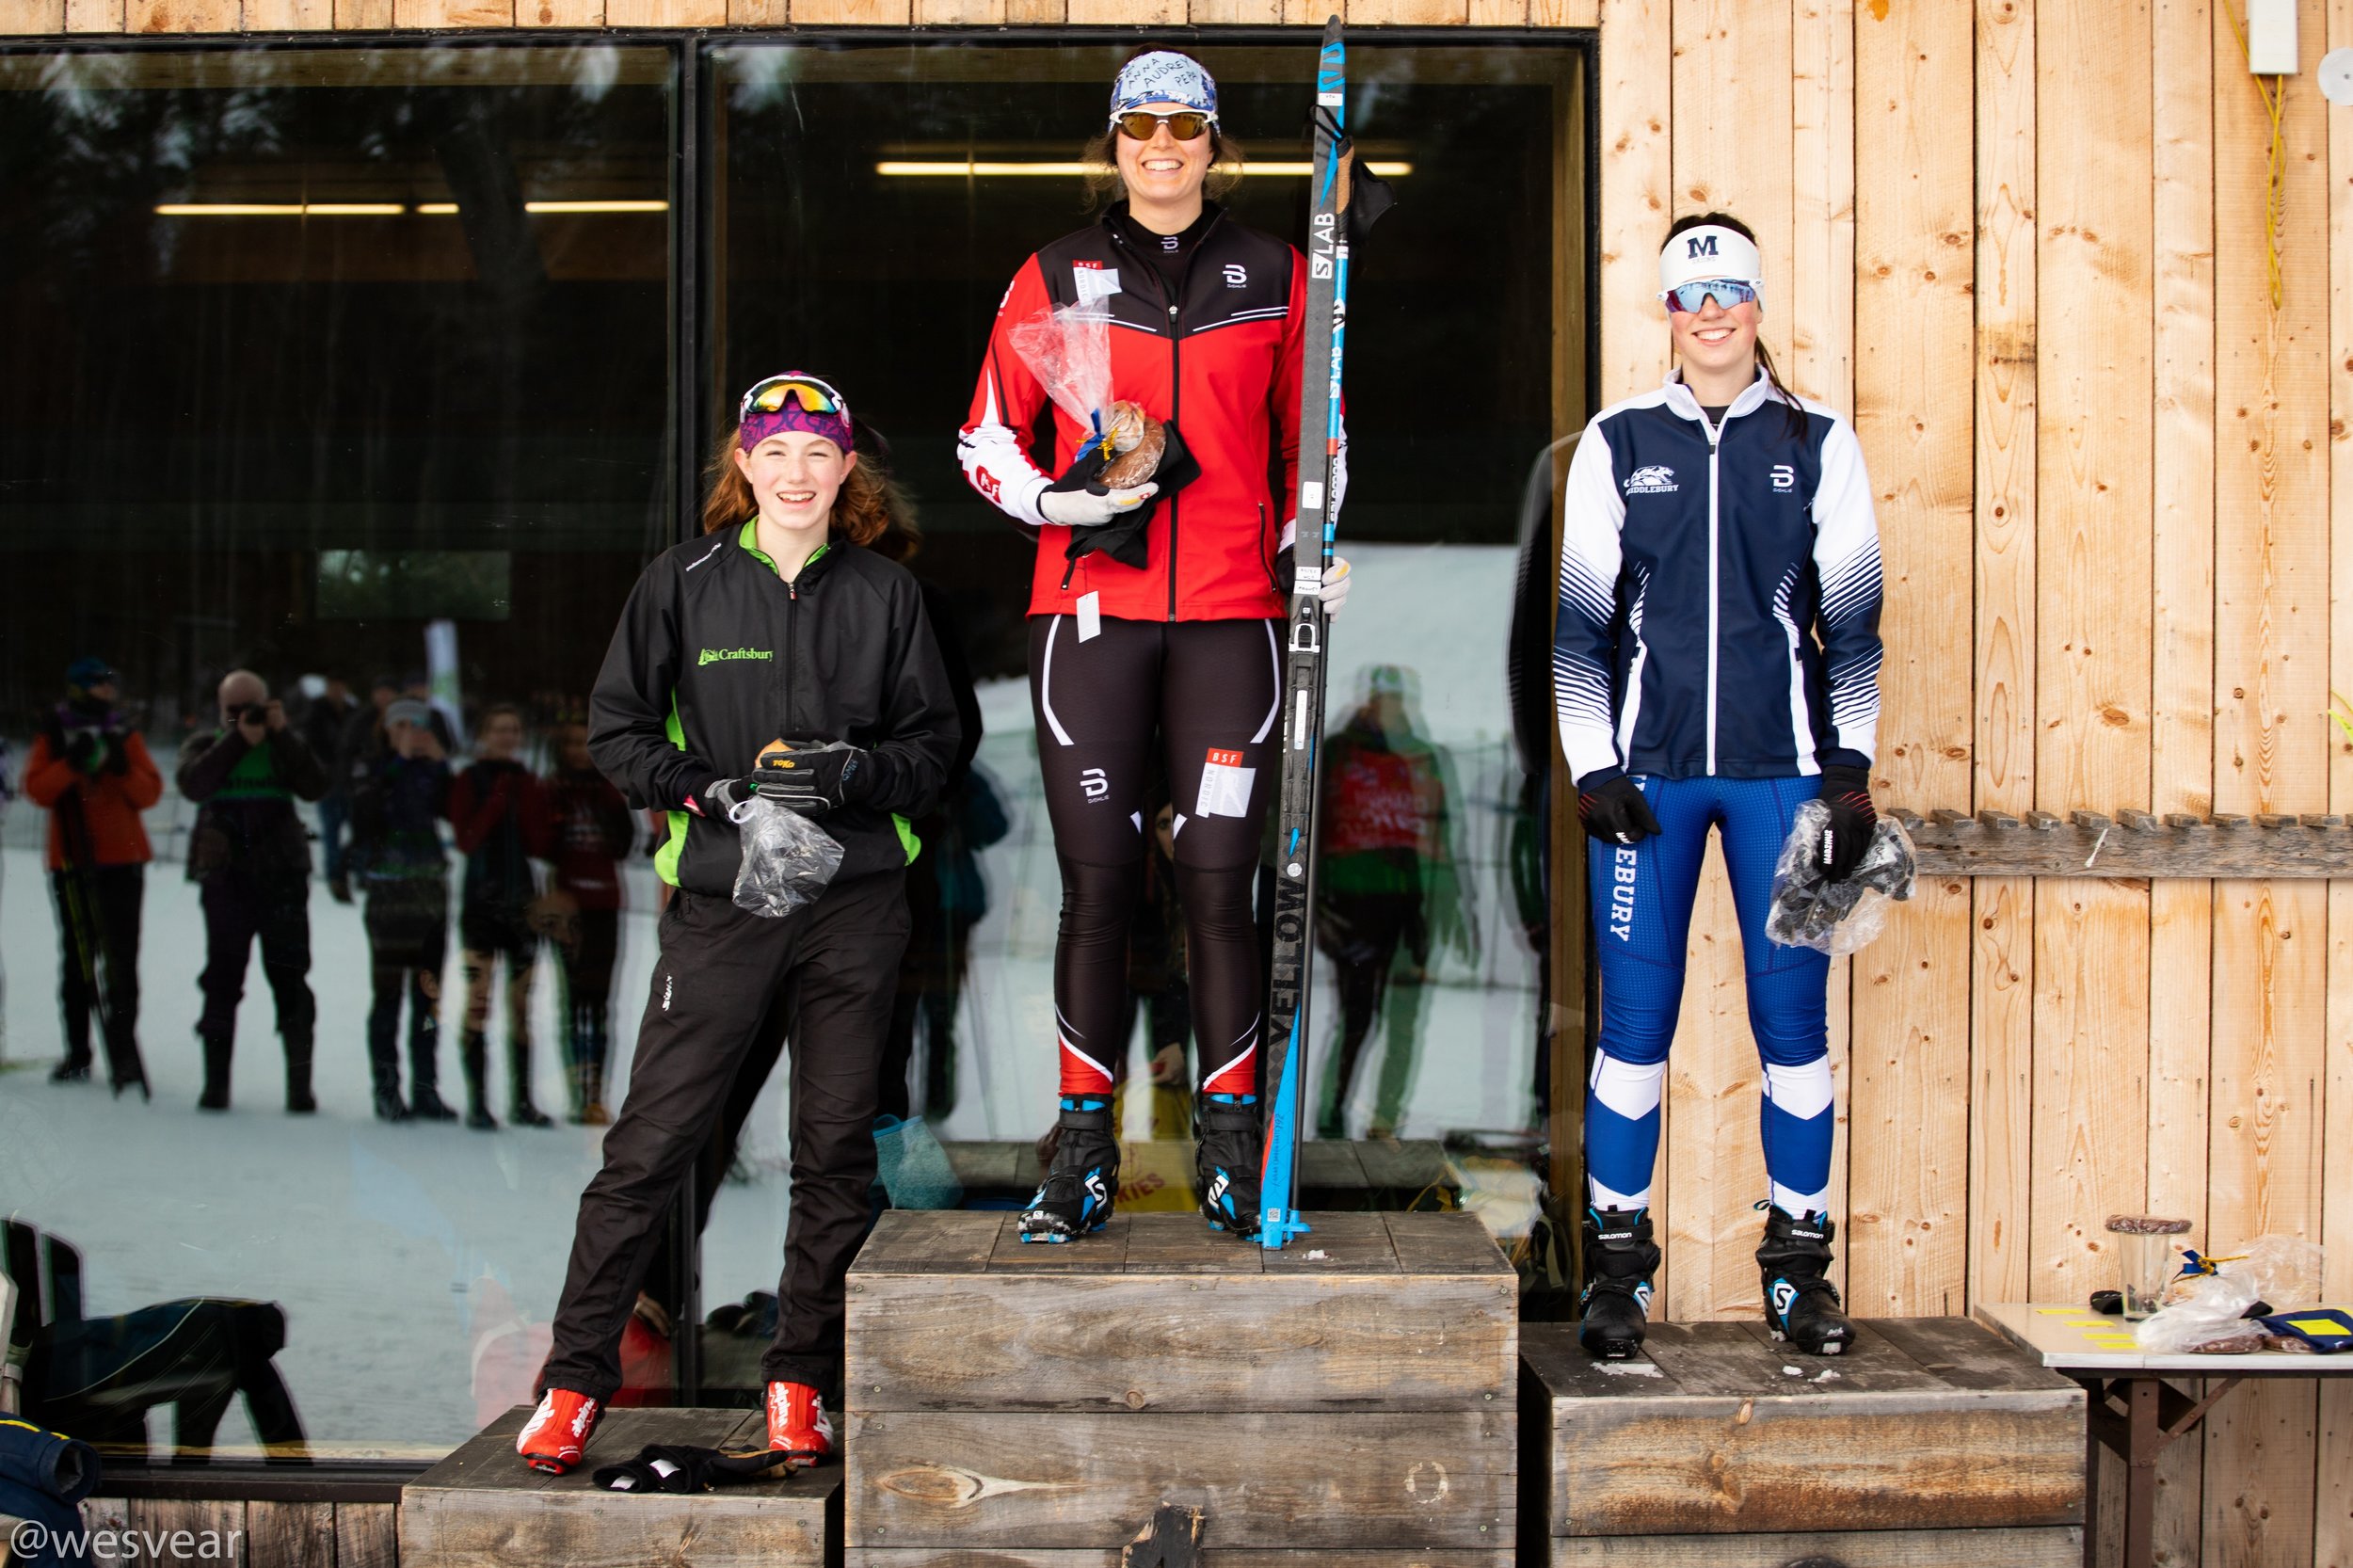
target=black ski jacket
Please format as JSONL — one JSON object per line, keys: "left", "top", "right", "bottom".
{"left": 588, "top": 523, "right": 962, "bottom": 897}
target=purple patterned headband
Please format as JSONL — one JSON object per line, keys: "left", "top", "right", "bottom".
{"left": 738, "top": 374, "right": 854, "bottom": 455}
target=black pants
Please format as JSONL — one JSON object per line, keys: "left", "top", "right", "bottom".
{"left": 363, "top": 878, "right": 448, "bottom": 1099}
{"left": 544, "top": 869, "right": 909, "bottom": 1403}
{"left": 557, "top": 905, "right": 621, "bottom": 1112}
{"left": 198, "top": 873, "right": 315, "bottom": 1055}
{"left": 1316, "top": 888, "right": 1421, "bottom": 1138}
{"left": 49, "top": 865, "right": 142, "bottom": 1074}
{"left": 1027, "top": 613, "right": 1278, "bottom": 1097}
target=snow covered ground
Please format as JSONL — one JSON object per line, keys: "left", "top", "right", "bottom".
{"left": 0, "top": 540, "right": 1543, "bottom": 1458}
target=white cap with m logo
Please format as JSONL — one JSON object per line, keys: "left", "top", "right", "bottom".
{"left": 1658, "top": 223, "right": 1764, "bottom": 295}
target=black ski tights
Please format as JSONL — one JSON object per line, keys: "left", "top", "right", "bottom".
{"left": 1053, "top": 856, "right": 1259, "bottom": 1096}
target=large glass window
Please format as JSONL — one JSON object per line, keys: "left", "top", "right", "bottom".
{"left": 0, "top": 33, "right": 1581, "bottom": 1464}
{"left": 1, "top": 43, "right": 677, "bottom": 1463}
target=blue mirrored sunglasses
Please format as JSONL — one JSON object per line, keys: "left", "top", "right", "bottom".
{"left": 1658, "top": 279, "right": 1761, "bottom": 314}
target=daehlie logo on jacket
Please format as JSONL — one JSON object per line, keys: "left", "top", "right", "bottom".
{"left": 1625, "top": 464, "right": 1679, "bottom": 495}
{"left": 697, "top": 647, "right": 773, "bottom": 666}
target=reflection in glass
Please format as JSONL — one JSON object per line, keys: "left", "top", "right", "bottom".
{"left": 1, "top": 43, "right": 674, "bottom": 1461}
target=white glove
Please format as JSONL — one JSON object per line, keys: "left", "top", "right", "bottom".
{"left": 1320, "top": 556, "right": 1353, "bottom": 617}
{"left": 1040, "top": 483, "right": 1157, "bottom": 528}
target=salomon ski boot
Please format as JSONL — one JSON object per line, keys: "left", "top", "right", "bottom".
{"left": 1577, "top": 1205, "right": 1660, "bottom": 1360}
{"left": 1195, "top": 1093, "right": 1262, "bottom": 1238}
{"left": 1756, "top": 1205, "right": 1857, "bottom": 1355}
{"left": 764, "top": 1381, "right": 835, "bottom": 1469}
{"left": 1019, "top": 1097, "right": 1118, "bottom": 1242}
{"left": 517, "top": 1387, "right": 603, "bottom": 1475}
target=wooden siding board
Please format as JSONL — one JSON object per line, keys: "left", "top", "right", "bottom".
{"left": 1848, "top": 0, "right": 1974, "bottom": 1318}
{"left": 2027, "top": 0, "right": 2154, "bottom": 1307}
{"left": 2206, "top": 0, "right": 2332, "bottom": 1557}
{"left": 0, "top": 0, "right": 69, "bottom": 29}
{"left": 2149, "top": 8, "right": 2217, "bottom": 1563}
{"left": 1970, "top": 0, "right": 2036, "bottom": 1311}
{"left": 2328, "top": 6, "right": 2353, "bottom": 1563}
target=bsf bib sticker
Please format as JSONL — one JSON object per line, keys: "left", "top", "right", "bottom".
{"left": 1195, "top": 747, "right": 1255, "bottom": 818}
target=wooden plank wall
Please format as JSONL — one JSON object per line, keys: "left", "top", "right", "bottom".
{"left": 4, "top": 0, "right": 2349, "bottom": 1560}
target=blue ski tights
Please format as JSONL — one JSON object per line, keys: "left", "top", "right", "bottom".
{"left": 1584, "top": 773, "right": 1834, "bottom": 1217}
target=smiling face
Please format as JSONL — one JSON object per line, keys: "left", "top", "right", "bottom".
{"left": 478, "top": 710, "right": 523, "bottom": 761}
{"left": 732, "top": 429, "right": 857, "bottom": 538}
{"left": 1113, "top": 102, "right": 1213, "bottom": 214}
{"left": 1667, "top": 288, "right": 1762, "bottom": 385}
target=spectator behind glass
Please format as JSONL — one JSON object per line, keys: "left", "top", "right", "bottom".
{"left": 22, "top": 656, "right": 160, "bottom": 1097}
{"left": 448, "top": 704, "right": 552, "bottom": 1131}
{"left": 347, "top": 697, "right": 455, "bottom": 1124}
{"left": 299, "top": 674, "right": 359, "bottom": 904}
{"left": 537, "top": 717, "right": 633, "bottom": 1126}
{"left": 176, "top": 670, "right": 330, "bottom": 1114}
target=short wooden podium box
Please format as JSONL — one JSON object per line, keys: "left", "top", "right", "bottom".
{"left": 399, "top": 1404, "right": 839, "bottom": 1568}
{"left": 843, "top": 1209, "right": 1518, "bottom": 1566}
{"left": 1522, "top": 1317, "right": 2086, "bottom": 1566}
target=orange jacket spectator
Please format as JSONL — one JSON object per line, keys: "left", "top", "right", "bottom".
{"left": 24, "top": 730, "right": 164, "bottom": 871}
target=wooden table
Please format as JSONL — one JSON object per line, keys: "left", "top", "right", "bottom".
{"left": 1976, "top": 1302, "right": 2353, "bottom": 1568}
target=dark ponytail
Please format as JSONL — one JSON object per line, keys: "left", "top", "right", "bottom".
{"left": 1662, "top": 211, "right": 1810, "bottom": 443}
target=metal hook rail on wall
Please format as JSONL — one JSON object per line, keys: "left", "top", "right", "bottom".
{"left": 1895, "top": 808, "right": 2353, "bottom": 879}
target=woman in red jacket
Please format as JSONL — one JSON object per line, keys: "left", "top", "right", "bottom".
{"left": 24, "top": 656, "right": 162, "bottom": 1096}
{"left": 959, "top": 49, "right": 1353, "bottom": 1240}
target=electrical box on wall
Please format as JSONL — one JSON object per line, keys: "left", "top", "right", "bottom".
{"left": 2246, "top": 0, "right": 2298, "bottom": 73}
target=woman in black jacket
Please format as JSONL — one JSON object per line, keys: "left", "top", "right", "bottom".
{"left": 521, "top": 373, "right": 962, "bottom": 1476}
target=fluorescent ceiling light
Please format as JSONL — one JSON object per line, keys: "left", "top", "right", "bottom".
{"left": 154, "top": 200, "right": 667, "bottom": 216}
{"left": 874, "top": 160, "right": 1411, "bottom": 178}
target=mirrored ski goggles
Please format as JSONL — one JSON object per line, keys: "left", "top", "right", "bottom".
{"left": 738, "top": 374, "right": 850, "bottom": 424}
{"left": 1111, "top": 109, "right": 1216, "bottom": 141}
{"left": 1658, "top": 278, "right": 1762, "bottom": 314}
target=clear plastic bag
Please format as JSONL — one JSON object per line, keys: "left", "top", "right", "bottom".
{"left": 1007, "top": 303, "right": 1115, "bottom": 436}
{"left": 872, "top": 1113, "right": 966, "bottom": 1210}
{"left": 1765, "top": 801, "right": 1917, "bottom": 956}
{"left": 2135, "top": 1235, "right": 2326, "bottom": 1353}
{"left": 728, "top": 795, "right": 845, "bottom": 920}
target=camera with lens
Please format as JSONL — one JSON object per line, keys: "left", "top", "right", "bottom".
{"left": 236, "top": 703, "right": 269, "bottom": 726}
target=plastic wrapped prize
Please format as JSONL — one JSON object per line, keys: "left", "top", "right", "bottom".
{"left": 1765, "top": 801, "right": 1917, "bottom": 956}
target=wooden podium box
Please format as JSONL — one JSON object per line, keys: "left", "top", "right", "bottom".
{"left": 1522, "top": 1317, "right": 2085, "bottom": 1566}
{"left": 400, "top": 1403, "right": 839, "bottom": 1568}
{"left": 843, "top": 1208, "right": 1518, "bottom": 1566}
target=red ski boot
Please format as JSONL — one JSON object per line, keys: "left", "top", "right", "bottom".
{"left": 517, "top": 1388, "right": 603, "bottom": 1474}
{"left": 764, "top": 1381, "right": 835, "bottom": 1468}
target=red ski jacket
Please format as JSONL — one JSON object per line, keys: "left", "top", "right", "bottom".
{"left": 959, "top": 204, "right": 1316, "bottom": 623}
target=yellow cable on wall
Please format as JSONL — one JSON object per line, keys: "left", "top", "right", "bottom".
{"left": 2222, "top": 2, "right": 2288, "bottom": 311}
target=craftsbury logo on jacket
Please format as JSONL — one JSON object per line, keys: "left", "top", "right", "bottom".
{"left": 587, "top": 524, "right": 963, "bottom": 898}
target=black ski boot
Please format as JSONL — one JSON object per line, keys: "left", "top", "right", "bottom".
{"left": 1019, "top": 1097, "right": 1118, "bottom": 1243}
{"left": 509, "top": 1043, "right": 554, "bottom": 1128}
{"left": 460, "top": 1032, "right": 497, "bottom": 1130}
{"left": 1578, "top": 1206, "right": 1660, "bottom": 1360}
{"left": 197, "top": 1029, "right": 232, "bottom": 1112}
{"left": 51, "top": 1051, "right": 92, "bottom": 1084}
{"left": 409, "top": 1026, "right": 457, "bottom": 1122}
{"left": 1756, "top": 1205, "right": 1857, "bottom": 1355}
{"left": 1195, "top": 1094, "right": 1262, "bottom": 1238}
{"left": 284, "top": 1034, "right": 317, "bottom": 1115}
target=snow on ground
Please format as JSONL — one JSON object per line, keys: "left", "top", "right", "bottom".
{"left": 0, "top": 541, "right": 1543, "bottom": 1457}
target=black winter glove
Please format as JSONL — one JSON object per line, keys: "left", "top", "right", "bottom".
{"left": 1576, "top": 767, "right": 1660, "bottom": 847}
{"left": 752, "top": 739, "right": 873, "bottom": 817}
{"left": 592, "top": 1444, "right": 788, "bottom": 1495}
{"left": 64, "top": 729, "right": 109, "bottom": 775}
{"left": 1816, "top": 763, "right": 1877, "bottom": 882}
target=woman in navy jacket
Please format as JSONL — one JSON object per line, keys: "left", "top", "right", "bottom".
{"left": 1554, "top": 212, "right": 1884, "bottom": 1361}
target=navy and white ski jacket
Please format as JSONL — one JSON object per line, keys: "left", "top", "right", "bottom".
{"left": 1554, "top": 368, "right": 1883, "bottom": 784}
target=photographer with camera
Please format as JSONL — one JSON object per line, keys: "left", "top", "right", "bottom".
{"left": 23, "top": 656, "right": 160, "bottom": 1096}
{"left": 177, "top": 670, "right": 331, "bottom": 1113}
